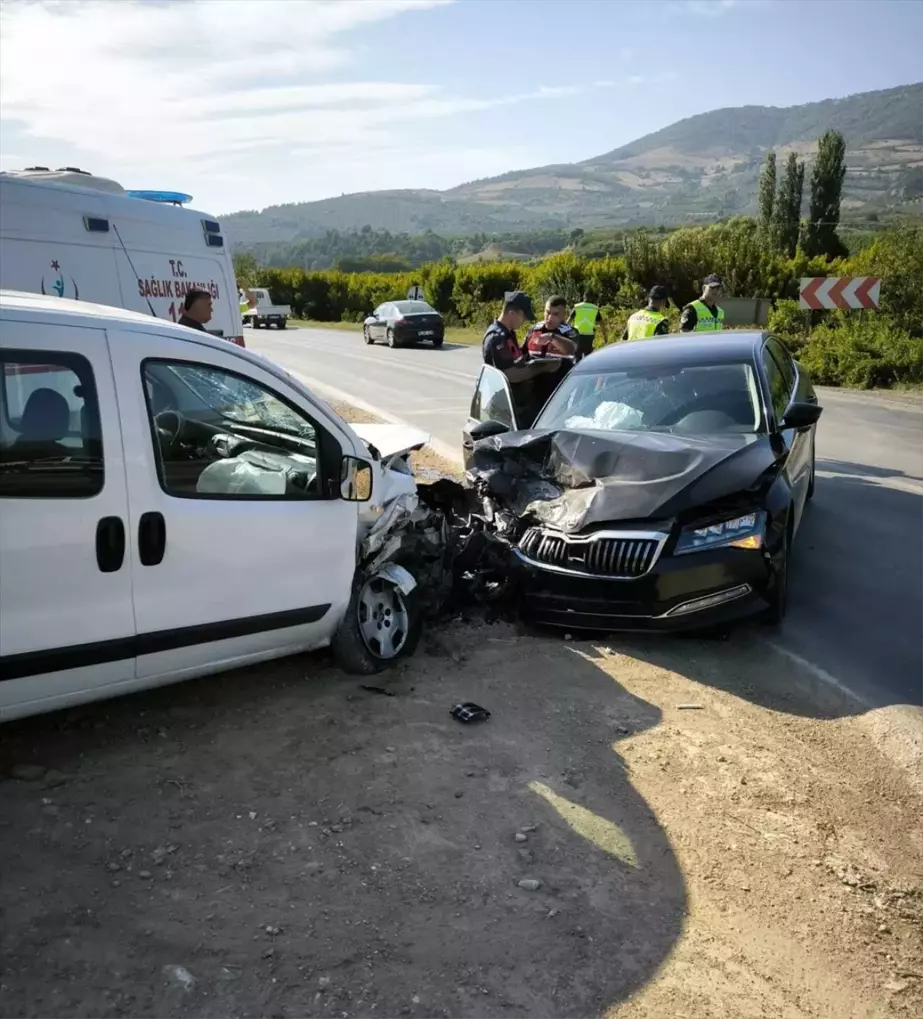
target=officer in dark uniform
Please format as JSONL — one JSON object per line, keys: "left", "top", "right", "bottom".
{"left": 481, "top": 291, "right": 562, "bottom": 427}
{"left": 482, "top": 291, "right": 561, "bottom": 382}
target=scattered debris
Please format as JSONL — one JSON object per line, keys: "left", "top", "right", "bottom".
{"left": 514, "top": 833, "right": 528, "bottom": 843}
{"left": 677, "top": 704, "right": 704, "bottom": 711}
{"left": 163, "top": 965, "right": 196, "bottom": 992}
{"left": 361, "top": 685, "right": 395, "bottom": 697}
{"left": 10, "top": 764, "right": 46, "bottom": 782}
{"left": 450, "top": 702, "right": 491, "bottom": 724}
{"left": 518, "top": 879, "right": 542, "bottom": 891}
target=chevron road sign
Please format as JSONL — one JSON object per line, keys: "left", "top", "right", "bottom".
{"left": 799, "top": 276, "right": 881, "bottom": 311}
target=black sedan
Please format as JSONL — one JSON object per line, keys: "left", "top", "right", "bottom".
{"left": 462, "top": 331, "right": 822, "bottom": 632}
{"left": 364, "top": 300, "right": 445, "bottom": 348}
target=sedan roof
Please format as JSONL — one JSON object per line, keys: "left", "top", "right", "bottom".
{"left": 574, "top": 331, "right": 767, "bottom": 373}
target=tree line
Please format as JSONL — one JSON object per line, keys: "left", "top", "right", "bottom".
{"left": 235, "top": 131, "right": 921, "bottom": 390}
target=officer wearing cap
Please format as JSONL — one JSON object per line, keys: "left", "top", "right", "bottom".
{"left": 680, "top": 274, "right": 726, "bottom": 332}
{"left": 622, "top": 286, "right": 671, "bottom": 341}
{"left": 481, "top": 291, "right": 562, "bottom": 383}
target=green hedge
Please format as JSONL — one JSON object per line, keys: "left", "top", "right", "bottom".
{"left": 248, "top": 221, "right": 922, "bottom": 389}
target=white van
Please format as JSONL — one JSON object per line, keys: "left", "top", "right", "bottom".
{"left": 0, "top": 290, "right": 430, "bottom": 721}
{"left": 0, "top": 168, "right": 245, "bottom": 346}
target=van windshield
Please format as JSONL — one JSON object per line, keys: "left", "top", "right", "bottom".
{"left": 149, "top": 363, "right": 313, "bottom": 439}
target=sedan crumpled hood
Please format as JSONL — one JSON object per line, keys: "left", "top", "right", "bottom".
{"left": 469, "top": 428, "right": 782, "bottom": 532}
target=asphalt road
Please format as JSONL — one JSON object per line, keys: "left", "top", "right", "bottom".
{"left": 249, "top": 326, "right": 923, "bottom": 708}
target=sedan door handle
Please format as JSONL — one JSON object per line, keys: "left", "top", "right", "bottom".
{"left": 96, "top": 516, "right": 126, "bottom": 573}
{"left": 138, "top": 511, "right": 166, "bottom": 567}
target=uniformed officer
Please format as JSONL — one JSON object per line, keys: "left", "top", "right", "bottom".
{"left": 481, "top": 292, "right": 561, "bottom": 383}
{"left": 680, "top": 274, "right": 726, "bottom": 332}
{"left": 622, "top": 285, "right": 671, "bottom": 341}
{"left": 523, "top": 295, "right": 580, "bottom": 359}
{"left": 567, "top": 293, "right": 608, "bottom": 357}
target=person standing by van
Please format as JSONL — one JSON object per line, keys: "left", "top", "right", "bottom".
{"left": 178, "top": 289, "right": 213, "bottom": 332}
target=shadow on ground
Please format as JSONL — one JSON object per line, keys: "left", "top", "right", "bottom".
{"left": 0, "top": 637, "right": 685, "bottom": 1018}
{"left": 587, "top": 462, "right": 923, "bottom": 715}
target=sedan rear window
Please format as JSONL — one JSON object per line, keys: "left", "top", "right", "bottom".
{"left": 393, "top": 301, "right": 436, "bottom": 315}
{"left": 536, "top": 363, "right": 762, "bottom": 435}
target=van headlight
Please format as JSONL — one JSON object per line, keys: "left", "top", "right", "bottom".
{"left": 675, "top": 511, "right": 765, "bottom": 554}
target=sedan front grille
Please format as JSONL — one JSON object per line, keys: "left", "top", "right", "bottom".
{"left": 517, "top": 528, "right": 662, "bottom": 579}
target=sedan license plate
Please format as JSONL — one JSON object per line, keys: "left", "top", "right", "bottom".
{"left": 418, "top": 330, "right": 434, "bottom": 336}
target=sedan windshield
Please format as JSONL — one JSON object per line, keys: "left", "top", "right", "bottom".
{"left": 536, "top": 362, "right": 763, "bottom": 435}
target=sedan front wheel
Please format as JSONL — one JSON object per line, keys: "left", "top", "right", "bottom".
{"left": 363, "top": 325, "right": 374, "bottom": 345}
{"left": 764, "top": 523, "right": 790, "bottom": 626}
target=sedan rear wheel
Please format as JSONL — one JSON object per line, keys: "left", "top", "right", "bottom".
{"left": 432, "top": 335, "right": 444, "bottom": 348}
{"left": 363, "top": 325, "right": 374, "bottom": 345}
{"left": 387, "top": 328, "right": 397, "bottom": 348}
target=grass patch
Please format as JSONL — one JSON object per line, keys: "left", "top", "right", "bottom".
{"left": 290, "top": 319, "right": 484, "bottom": 346}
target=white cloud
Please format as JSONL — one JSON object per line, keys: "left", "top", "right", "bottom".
{"left": 684, "top": 0, "right": 737, "bottom": 15}
{"left": 0, "top": 0, "right": 612, "bottom": 213}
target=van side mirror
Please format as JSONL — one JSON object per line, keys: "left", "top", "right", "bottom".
{"left": 340, "top": 456, "right": 373, "bottom": 501}
{"left": 781, "top": 401, "right": 823, "bottom": 430}
{"left": 469, "top": 419, "right": 510, "bottom": 441}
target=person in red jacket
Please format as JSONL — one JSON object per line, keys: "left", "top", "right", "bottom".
{"left": 523, "top": 295, "right": 580, "bottom": 360}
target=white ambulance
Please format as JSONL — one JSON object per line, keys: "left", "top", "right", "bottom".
{"left": 0, "top": 167, "right": 244, "bottom": 346}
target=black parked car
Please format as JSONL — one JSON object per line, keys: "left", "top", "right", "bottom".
{"left": 462, "top": 331, "right": 822, "bottom": 632}
{"left": 364, "top": 301, "right": 445, "bottom": 348}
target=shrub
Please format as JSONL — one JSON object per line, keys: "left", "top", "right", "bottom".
{"left": 845, "top": 226, "right": 923, "bottom": 336}
{"left": 767, "top": 299, "right": 809, "bottom": 350}
{"left": 798, "top": 316, "right": 922, "bottom": 389}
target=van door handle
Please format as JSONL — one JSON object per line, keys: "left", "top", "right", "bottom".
{"left": 96, "top": 516, "right": 126, "bottom": 573}
{"left": 138, "top": 511, "right": 166, "bottom": 566}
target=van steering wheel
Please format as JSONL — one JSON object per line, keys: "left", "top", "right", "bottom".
{"left": 154, "top": 409, "right": 186, "bottom": 447}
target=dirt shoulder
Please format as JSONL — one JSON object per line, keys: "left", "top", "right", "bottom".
{"left": 0, "top": 401, "right": 920, "bottom": 1018}
{"left": 326, "top": 398, "right": 463, "bottom": 480}
{"left": 0, "top": 625, "right": 920, "bottom": 1019}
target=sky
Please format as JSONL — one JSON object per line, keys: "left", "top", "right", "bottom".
{"left": 1, "top": 0, "right": 921, "bottom": 215}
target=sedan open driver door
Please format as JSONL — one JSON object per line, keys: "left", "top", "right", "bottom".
{"left": 107, "top": 328, "right": 361, "bottom": 682}
{"left": 462, "top": 366, "right": 519, "bottom": 469}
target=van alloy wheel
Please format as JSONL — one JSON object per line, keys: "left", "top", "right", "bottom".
{"left": 356, "top": 575, "right": 410, "bottom": 659}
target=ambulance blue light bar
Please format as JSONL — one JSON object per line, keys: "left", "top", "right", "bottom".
{"left": 125, "top": 190, "right": 193, "bottom": 205}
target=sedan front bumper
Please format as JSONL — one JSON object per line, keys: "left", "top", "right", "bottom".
{"left": 513, "top": 544, "right": 775, "bottom": 632}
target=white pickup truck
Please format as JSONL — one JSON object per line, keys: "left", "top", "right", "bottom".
{"left": 242, "top": 287, "right": 291, "bottom": 330}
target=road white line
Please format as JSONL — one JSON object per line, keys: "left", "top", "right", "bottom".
{"left": 266, "top": 343, "right": 479, "bottom": 385}
{"left": 761, "top": 639, "right": 874, "bottom": 709}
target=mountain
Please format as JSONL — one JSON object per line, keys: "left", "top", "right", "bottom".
{"left": 224, "top": 83, "right": 923, "bottom": 248}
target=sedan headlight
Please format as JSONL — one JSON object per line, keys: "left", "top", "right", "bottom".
{"left": 675, "top": 511, "right": 765, "bottom": 554}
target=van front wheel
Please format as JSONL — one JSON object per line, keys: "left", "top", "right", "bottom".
{"left": 332, "top": 570, "right": 422, "bottom": 674}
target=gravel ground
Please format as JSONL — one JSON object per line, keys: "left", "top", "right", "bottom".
{"left": 0, "top": 625, "right": 920, "bottom": 1019}
{"left": 0, "top": 401, "right": 920, "bottom": 1019}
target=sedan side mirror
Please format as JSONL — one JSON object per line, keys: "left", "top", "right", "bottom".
{"left": 340, "top": 455, "right": 373, "bottom": 501}
{"left": 782, "top": 401, "right": 823, "bottom": 430}
{"left": 469, "top": 419, "right": 510, "bottom": 441}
